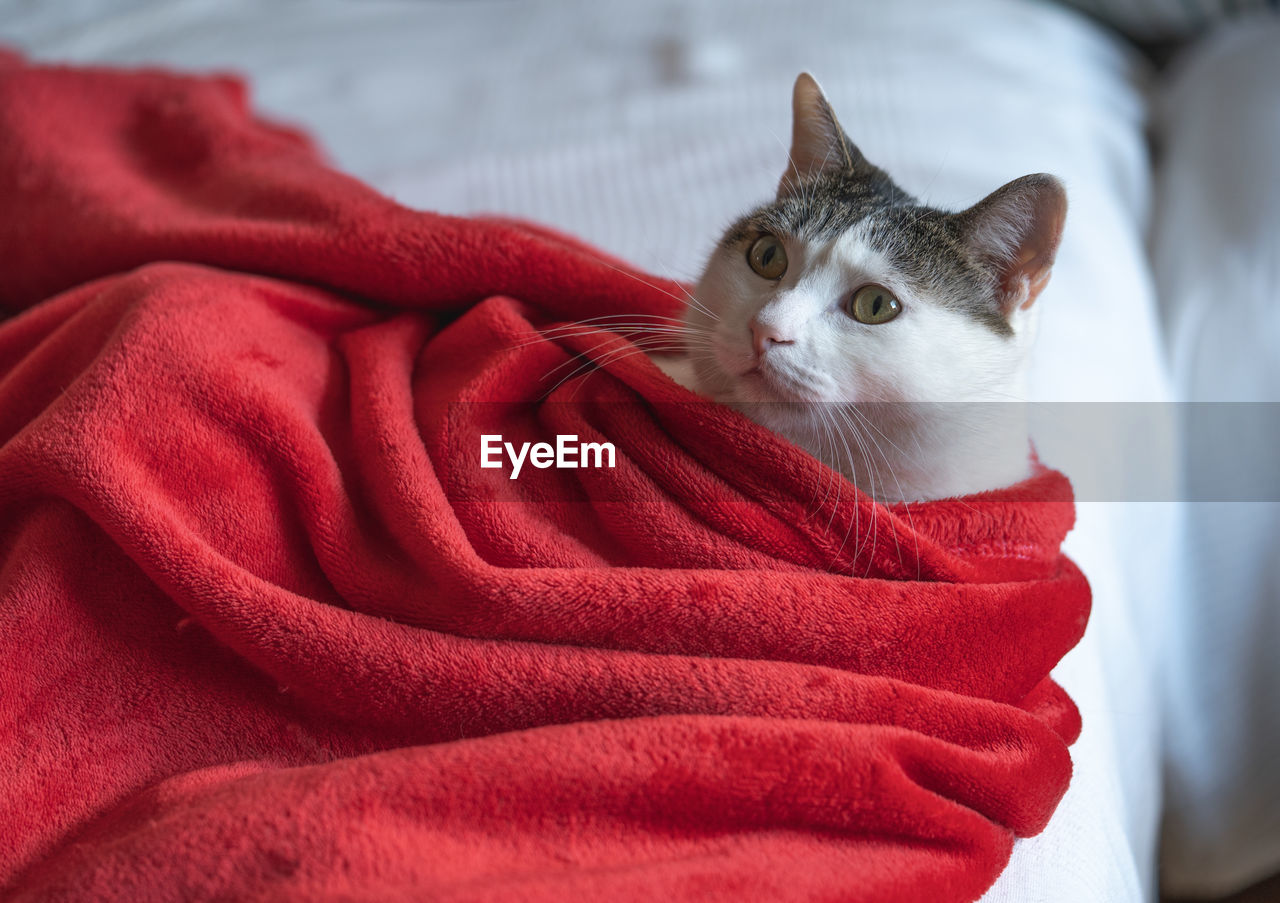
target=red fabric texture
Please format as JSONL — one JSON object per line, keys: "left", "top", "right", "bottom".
{"left": 0, "top": 56, "right": 1091, "bottom": 902}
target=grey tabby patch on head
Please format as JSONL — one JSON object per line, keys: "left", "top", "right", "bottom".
{"left": 654, "top": 73, "right": 1068, "bottom": 503}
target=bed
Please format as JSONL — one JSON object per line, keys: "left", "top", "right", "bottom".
{"left": 0, "top": 0, "right": 1262, "bottom": 899}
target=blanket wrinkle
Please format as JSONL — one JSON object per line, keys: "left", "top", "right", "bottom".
{"left": 0, "top": 56, "right": 1090, "bottom": 903}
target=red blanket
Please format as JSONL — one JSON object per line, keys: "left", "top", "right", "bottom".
{"left": 0, "top": 54, "right": 1090, "bottom": 903}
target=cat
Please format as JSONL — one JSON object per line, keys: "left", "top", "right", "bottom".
{"left": 652, "top": 73, "right": 1067, "bottom": 503}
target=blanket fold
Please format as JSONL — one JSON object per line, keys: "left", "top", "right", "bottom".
{"left": 0, "top": 58, "right": 1089, "bottom": 903}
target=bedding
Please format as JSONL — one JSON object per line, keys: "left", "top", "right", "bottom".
{"left": 1152, "top": 18, "right": 1280, "bottom": 896}
{"left": 0, "top": 1, "right": 1183, "bottom": 900}
{"left": 0, "top": 57, "right": 1093, "bottom": 902}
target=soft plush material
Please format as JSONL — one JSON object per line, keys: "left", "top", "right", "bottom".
{"left": 0, "top": 54, "right": 1090, "bottom": 902}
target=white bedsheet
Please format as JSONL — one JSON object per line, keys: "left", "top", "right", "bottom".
{"left": 0, "top": 1, "right": 1181, "bottom": 899}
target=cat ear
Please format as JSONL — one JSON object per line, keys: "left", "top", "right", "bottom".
{"left": 778, "top": 73, "right": 866, "bottom": 197}
{"left": 956, "top": 174, "right": 1067, "bottom": 316}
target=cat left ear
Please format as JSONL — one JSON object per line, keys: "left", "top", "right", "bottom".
{"left": 778, "top": 73, "right": 867, "bottom": 198}
{"left": 956, "top": 174, "right": 1067, "bottom": 316}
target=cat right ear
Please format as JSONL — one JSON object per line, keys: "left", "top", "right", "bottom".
{"left": 956, "top": 174, "right": 1068, "bottom": 316}
{"left": 778, "top": 73, "right": 867, "bottom": 198}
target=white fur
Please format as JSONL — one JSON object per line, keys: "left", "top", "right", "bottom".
{"left": 658, "top": 226, "right": 1038, "bottom": 501}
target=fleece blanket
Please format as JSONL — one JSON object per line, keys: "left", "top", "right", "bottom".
{"left": 0, "top": 53, "right": 1090, "bottom": 903}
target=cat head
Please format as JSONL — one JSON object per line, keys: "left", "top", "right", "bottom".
{"left": 686, "top": 73, "right": 1066, "bottom": 437}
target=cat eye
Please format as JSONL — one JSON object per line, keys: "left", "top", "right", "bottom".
{"left": 847, "top": 284, "right": 901, "bottom": 324}
{"left": 747, "top": 235, "right": 788, "bottom": 280}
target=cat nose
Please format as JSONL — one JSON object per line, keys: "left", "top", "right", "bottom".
{"left": 749, "top": 318, "right": 793, "bottom": 357}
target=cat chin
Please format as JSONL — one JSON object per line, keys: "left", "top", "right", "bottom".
{"left": 726, "top": 399, "right": 817, "bottom": 436}
{"left": 732, "top": 371, "right": 818, "bottom": 405}
{"left": 690, "top": 353, "right": 820, "bottom": 406}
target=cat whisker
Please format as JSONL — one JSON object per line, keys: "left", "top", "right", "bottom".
{"left": 811, "top": 405, "right": 840, "bottom": 520}
{"left": 520, "top": 318, "right": 717, "bottom": 346}
{"left": 519, "top": 324, "right": 716, "bottom": 358}
{"left": 541, "top": 324, "right": 704, "bottom": 343}
{"left": 538, "top": 335, "right": 674, "bottom": 396}
{"left": 563, "top": 343, "right": 685, "bottom": 401}
{"left": 579, "top": 254, "right": 704, "bottom": 315}
{"left": 810, "top": 405, "right": 835, "bottom": 523}
{"left": 848, "top": 404, "right": 921, "bottom": 471}
{"left": 800, "top": 407, "right": 824, "bottom": 517}
{"left": 841, "top": 406, "right": 903, "bottom": 556}
{"left": 827, "top": 408, "right": 857, "bottom": 553}
{"left": 820, "top": 404, "right": 855, "bottom": 537}
{"left": 830, "top": 405, "right": 875, "bottom": 570}
{"left": 560, "top": 312, "right": 695, "bottom": 326}
{"left": 655, "top": 262, "right": 719, "bottom": 322}
{"left": 512, "top": 317, "right": 712, "bottom": 350}
{"left": 843, "top": 404, "right": 920, "bottom": 578}
{"left": 541, "top": 327, "right": 719, "bottom": 401}
{"left": 832, "top": 407, "right": 863, "bottom": 568}
{"left": 832, "top": 405, "right": 880, "bottom": 575}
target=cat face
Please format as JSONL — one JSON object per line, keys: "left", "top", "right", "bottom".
{"left": 685, "top": 74, "right": 1065, "bottom": 440}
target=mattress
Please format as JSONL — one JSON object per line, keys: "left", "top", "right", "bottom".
{"left": 0, "top": 0, "right": 1181, "bottom": 899}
